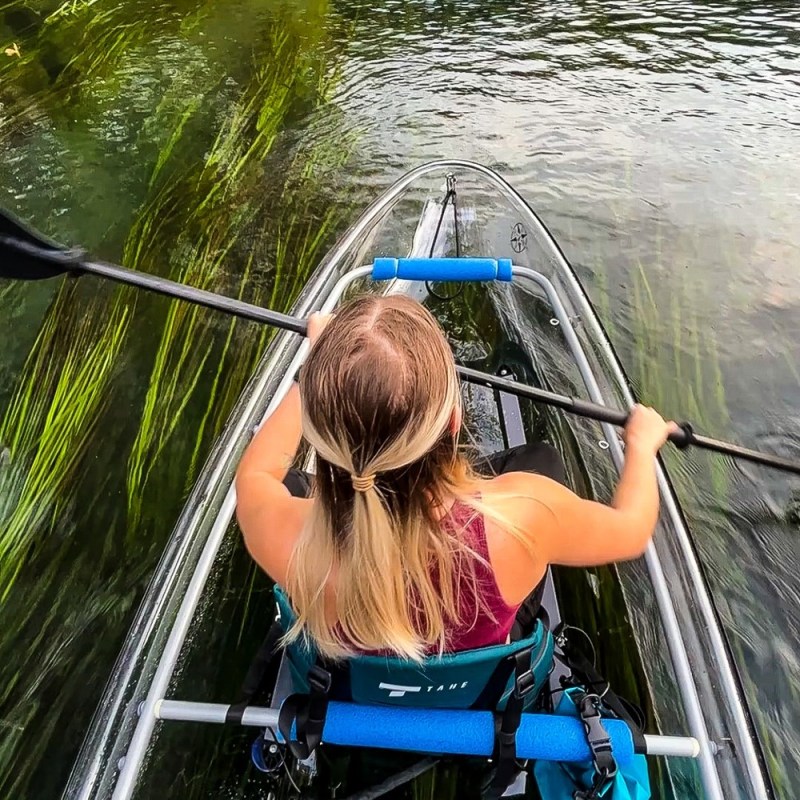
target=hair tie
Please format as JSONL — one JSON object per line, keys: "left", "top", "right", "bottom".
{"left": 351, "top": 472, "right": 376, "bottom": 493}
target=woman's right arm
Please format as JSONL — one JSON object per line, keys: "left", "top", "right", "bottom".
{"left": 525, "top": 405, "right": 677, "bottom": 566}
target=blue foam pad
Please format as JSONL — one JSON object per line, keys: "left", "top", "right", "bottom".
{"left": 372, "top": 257, "right": 513, "bottom": 282}
{"left": 281, "top": 700, "right": 635, "bottom": 765}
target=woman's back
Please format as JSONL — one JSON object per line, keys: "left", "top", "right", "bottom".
{"left": 387, "top": 499, "right": 520, "bottom": 654}
{"left": 235, "top": 293, "right": 676, "bottom": 663}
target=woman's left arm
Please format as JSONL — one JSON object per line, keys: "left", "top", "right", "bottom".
{"left": 235, "top": 380, "right": 307, "bottom": 582}
{"left": 235, "top": 314, "right": 332, "bottom": 580}
{"left": 237, "top": 381, "right": 304, "bottom": 486}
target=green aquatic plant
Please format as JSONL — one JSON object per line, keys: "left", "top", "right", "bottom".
{"left": 0, "top": 282, "right": 130, "bottom": 600}
{"left": 123, "top": 20, "right": 348, "bottom": 526}
{"left": 44, "top": 0, "right": 102, "bottom": 21}
{"left": 1, "top": 0, "right": 359, "bottom": 796}
{"left": 0, "top": 0, "right": 149, "bottom": 130}
{"left": 592, "top": 224, "right": 730, "bottom": 498}
{"left": 591, "top": 209, "right": 800, "bottom": 795}
{"left": 203, "top": 122, "right": 357, "bottom": 411}
{"left": 117, "top": 0, "right": 358, "bottom": 530}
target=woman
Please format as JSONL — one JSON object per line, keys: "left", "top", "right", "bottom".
{"left": 236, "top": 294, "right": 676, "bottom": 662}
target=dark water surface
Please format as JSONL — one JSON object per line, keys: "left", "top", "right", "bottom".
{"left": 1, "top": 0, "right": 799, "bottom": 797}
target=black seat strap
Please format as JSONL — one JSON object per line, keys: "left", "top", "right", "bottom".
{"left": 278, "top": 664, "right": 332, "bottom": 759}
{"left": 486, "top": 646, "right": 535, "bottom": 798}
{"left": 471, "top": 651, "right": 520, "bottom": 711}
{"left": 225, "top": 618, "right": 284, "bottom": 724}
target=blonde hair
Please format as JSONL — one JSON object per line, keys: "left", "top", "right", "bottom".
{"left": 286, "top": 294, "right": 494, "bottom": 662}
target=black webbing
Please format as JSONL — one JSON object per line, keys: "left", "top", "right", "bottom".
{"left": 486, "top": 646, "right": 536, "bottom": 798}
{"left": 554, "top": 624, "right": 647, "bottom": 753}
{"left": 574, "top": 691, "right": 618, "bottom": 798}
{"left": 225, "top": 618, "right": 283, "bottom": 724}
{"left": 471, "top": 650, "right": 522, "bottom": 711}
{"left": 278, "top": 664, "right": 332, "bottom": 759}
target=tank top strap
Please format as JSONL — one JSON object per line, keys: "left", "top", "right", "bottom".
{"left": 442, "top": 498, "right": 520, "bottom": 651}
{"left": 446, "top": 498, "right": 505, "bottom": 589}
{"left": 446, "top": 499, "right": 490, "bottom": 556}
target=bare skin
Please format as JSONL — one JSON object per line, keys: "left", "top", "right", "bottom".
{"left": 236, "top": 313, "right": 678, "bottom": 609}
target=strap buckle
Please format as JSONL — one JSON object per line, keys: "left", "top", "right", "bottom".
{"left": 514, "top": 668, "right": 535, "bottom": 698}
{"left": 578, "top": 693, "right": 618, "bottom": 781}
{"left": 278, "top": 665, "right": 332, "bottom": 760}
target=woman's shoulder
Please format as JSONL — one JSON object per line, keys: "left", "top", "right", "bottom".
{"left": 475, "top": 470, "right": 569, "bottom": 554}
{"left": 478, "top": 469, "right": 564, "bottom": 511}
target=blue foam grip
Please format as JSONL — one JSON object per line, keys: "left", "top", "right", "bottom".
{"left": 372, "top": 257, "right": 513, "bottom": 282}
{"left": 279, "top": 701, "right": 635, "bottom": 765}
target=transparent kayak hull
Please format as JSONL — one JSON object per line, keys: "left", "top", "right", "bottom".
{"left": 64, "top": 161, "right": 771, "bottom": 800}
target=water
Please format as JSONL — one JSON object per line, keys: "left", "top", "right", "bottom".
{"left": 1, "top": 0, "right": 798, "bottom": 796}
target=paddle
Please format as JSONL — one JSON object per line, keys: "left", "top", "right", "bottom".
{"left": 2, "top": 208, "right": 798, "bottom": 477}
{"left": 0, "top": 209, "right": 306, "bottom": 335}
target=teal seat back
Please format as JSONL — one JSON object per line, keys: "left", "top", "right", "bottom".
{"left": 274, "top": 585, "right": 318, "bottom": 693}
{"left": 273, "top": 585, "right": 554, "bottom": 711}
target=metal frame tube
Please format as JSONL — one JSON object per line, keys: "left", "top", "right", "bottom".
{"left": 643, "top": 735, "right": 703, "bottom": 760}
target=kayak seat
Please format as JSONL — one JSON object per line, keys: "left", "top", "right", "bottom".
{"left": 274, "top": 585, "right": 554, "bottom": 713}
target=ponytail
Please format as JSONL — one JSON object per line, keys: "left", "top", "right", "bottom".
{"left": 285, "top": 453, "right": 488, "bottom": 661}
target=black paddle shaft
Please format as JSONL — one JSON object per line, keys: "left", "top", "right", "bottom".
{"left": 455, "top": 367, "right": 800, "bottom": 475}
{"left": 2, "top": 208, "right": 799, "bottom": 476}
{"left": 0, "top": 218, "right": 307, "bottom": 335}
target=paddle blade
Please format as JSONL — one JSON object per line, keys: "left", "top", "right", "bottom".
{"left": 0, "top": 208, "right": 84, "bottom": 280}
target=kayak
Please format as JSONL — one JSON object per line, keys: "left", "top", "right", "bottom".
{"left": 64, "top": 161, "right": 773, "bottom": 800}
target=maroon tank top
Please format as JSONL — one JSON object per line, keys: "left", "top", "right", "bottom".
{"left": 434, "top": 500, "right": 520, "bottom": 652}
